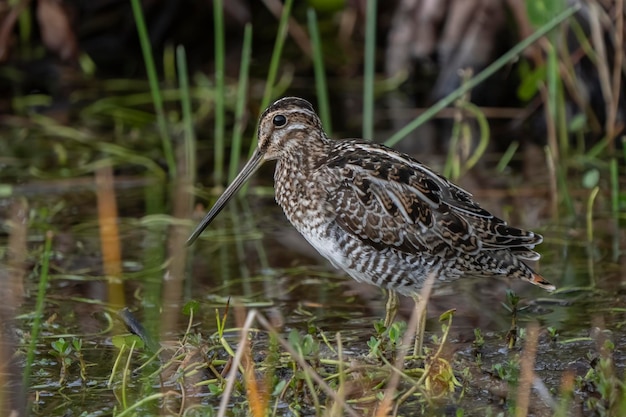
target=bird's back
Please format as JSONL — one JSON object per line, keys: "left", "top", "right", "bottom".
{"left": 277, "top": 138, "right": 554, "bottom": 292}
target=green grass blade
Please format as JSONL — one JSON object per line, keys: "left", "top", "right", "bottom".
{"left": 463, "top": 102, "right": 490, "bottom": 172}
{"left": 586, "top": 186, "right": 599, "bottom": 287}
{"left": 18, "top": 5, "right": 31, "bottom": 56}
{"left": 23, "top": 231, "right": 53, "bottom": 391}
{"left": 163, "top": 43, "right": 176, "bottom": 84}
{"left": 129, "top": 0, "right": 176, "bottom": 178}
{"left": 229, "top": 24, "right": 253, "bottom": 183}
{"left": 443, "top": 117, "right": 461, "bottom": 180}
{"left": 610, "top": 157, "right": 619, "bottom": 261}
{"left": 307, "top": 8, "right": 332, "bottom": 135}
{"left": 213, "top": 0, "right": 226, "bottom": 186}
{"left": 496, "top": 141, "right": 520, "bottom": 172}
{"left": 384, "top": 3, "right": 580, "bottom": 147}
{"left": 249, "top": 0, "right": 295, "bottom": 157}
{"left": 362, "top": 0, "right": 377, "bottom": 140}
{"left": 176, "top": 45, "right": 196, "bottom": 182}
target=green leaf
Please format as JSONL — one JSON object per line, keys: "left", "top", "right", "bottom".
{"left": 208, "top": 383, "right": 222, "bottom": 395}
{"left": 568, "top": 113, "right": 587, "bottom": 133}
{"left": 182, "top": 300, "right": 199, "bottom": 316}
{"left": 582, "top": 169, "right": 600, "bottom": 189}
{"left": 51, "top": 338, "right": 71, "bottom": 355}
{"left": 517, "top": 64, "right": 546, "bottom": 101}
{"left": 272, "top": 379, "right": 288, "bottom": 396}
{"left": 288, "top": 329, "right": 301, "bottom": 349}
{"left": 439, "top": 309, "right": 456, "bottom": 322}
{"left": 373, "top": 319, "right": 386, "bottom": 335}
{"left": 111, "top": 334, "right": 144, "bottom": 349}
{"left": 526, "top": 0, "right": 566, "bottom": 28}
{"left": 0, "top": 184, "right": 13, "bottom": 197}
{"left": 367, "top": 336, "right": 381, "bottom": 355}
{"left": 389, "top": 324, "right": 400, "bottom": 343}
{"left": 71, "top": 338, "right": 82, "bottom": 351}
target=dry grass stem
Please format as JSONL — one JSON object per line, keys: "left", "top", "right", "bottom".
{"left": 515, "top": 323, "right": 542, "bottom": 417}
{"left": 161, "top": 175, "right": 193, "bottom": 337}
{"left": 95, "top": 163, "right": 125, "bottom": 308}
{"left": 0, "top": 198, "right": 28, "bottom": 415}
{"left": 6, "top": 198, "right": 27, "bottom": 307}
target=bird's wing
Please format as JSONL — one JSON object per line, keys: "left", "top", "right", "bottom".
{"left": 323, "top": 141, "right": 542, "bottom": 259}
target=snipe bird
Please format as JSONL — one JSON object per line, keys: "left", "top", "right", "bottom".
{"left": 187, "top": 97, "right": 555, "bottom": 353}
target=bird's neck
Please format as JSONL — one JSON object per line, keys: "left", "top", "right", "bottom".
{"left": 273, "top": 136, "right": 331, "bottom": 213}
{"left": 282, "top": 135, "right": 332, "bottom": 172}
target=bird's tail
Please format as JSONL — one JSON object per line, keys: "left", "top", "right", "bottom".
{"left": 527, "top": 272, "right": 555, "bottom": 291}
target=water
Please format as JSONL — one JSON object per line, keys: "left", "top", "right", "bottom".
{"left": 2, "top": 154, "right": 625, "bottom": 416}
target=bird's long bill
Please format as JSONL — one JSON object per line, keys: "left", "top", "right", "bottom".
{"left": 186, "top": 150, "right": 264, "bottom": 246}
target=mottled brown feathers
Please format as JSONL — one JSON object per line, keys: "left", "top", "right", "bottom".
{"left": 261, "top": 97, "right": 554, "bottom": 292}
{"left": 325, "top": 141, "right": 542, "bottom": 258}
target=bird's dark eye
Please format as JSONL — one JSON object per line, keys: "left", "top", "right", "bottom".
{"left": 273, "top": 114, "right": 287, "bottom": 127}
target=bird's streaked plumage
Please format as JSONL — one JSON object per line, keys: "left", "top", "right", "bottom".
{"left": 188, "top": 96, "right": 554, "bottom": 301}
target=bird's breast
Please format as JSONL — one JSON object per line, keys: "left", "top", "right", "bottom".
{"left": 274, "top": 164, "right": 333, "bottom": 231}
